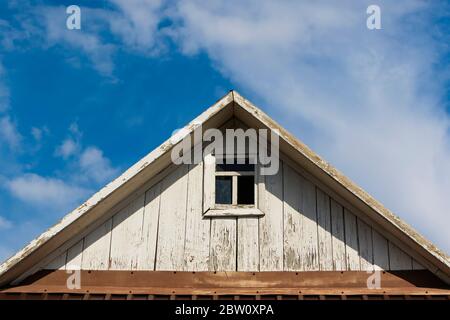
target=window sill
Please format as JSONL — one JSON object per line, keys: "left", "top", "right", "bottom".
{"left": 203, "top": 206, "right": 264, "bottom": 217}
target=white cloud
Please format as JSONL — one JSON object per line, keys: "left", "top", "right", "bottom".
{"left": 170, "top": 0, "right": 450, "bottom": 252}
{"left": 31, "top": 126, "right": 49, "bottom": 142}
{"left": 55, "top": 122, "right": 82, "bottom": 159}
{"left": 4, "top": 122, "right": 118, "bottom": 214}
{"left": 7, "top": 173, "right": 90, "bottom": 211}
{"left": 55, "top": 123, "right": 118, "bottom": 184}
{"left": 0, "top": 116, "right": 21, "bottom": 150}
{"left": 107, "top": 0, "right": 165, "bottom": 54}
{"left": 0, "top": 216, "right": 12, "bottom": 230}
{"left": 32, "top": 2, "right": 165, "bottom": 76}
{"left": 37, "top": 6, "right": 116, "bottom": 77}
{"left": 55, "top": 138, "right": 79, "bottom": 159}
{"left": 0, "top": 59, "right": 9, "bottom": 113}
{"left": 78, "top": 146, "right": 119, "bottom": 184}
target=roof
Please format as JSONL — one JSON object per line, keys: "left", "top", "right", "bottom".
{"left": 1, "top": 90, "right": 449, "bottom": 286}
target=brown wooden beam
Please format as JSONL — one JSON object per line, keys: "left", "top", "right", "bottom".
{"left": 12, "top": 270, "right": 449, "bottom": 288}
{"left": 1, "top": 270, "right": 449, "bottom": 297}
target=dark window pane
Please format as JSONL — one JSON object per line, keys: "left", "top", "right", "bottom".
{"left": 215, "top": 176, "right": 232, "bottom": 204}
{"left": 216, "top": 157, "right": 255, "bottom": 172}
{"left": 237, "top": 176, "right": 255, "bottom": 205}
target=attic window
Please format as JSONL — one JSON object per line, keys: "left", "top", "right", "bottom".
{"left": 203, "top": 154, "right": 264, "bottom": 217}
{"left": 215, "top": 157, "right": 255, "bottom": 205}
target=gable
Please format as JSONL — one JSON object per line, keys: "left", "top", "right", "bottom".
{"left": 39, "top": 142, "right": 422, "bottom": 274}
{"left": 0, "top": 91, "right": 449, "bottom": 289}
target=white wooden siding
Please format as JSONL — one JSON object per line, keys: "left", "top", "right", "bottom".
{"left": 80, "top": 219, "right": 111, "bottom": 270}
{"left": 283, "top": 164, "right": 303, "bottom": 271}
{"left": 210, "top": 218, "right": 236, "bottom": 271}
{"left": 109, "top": 193, "right": 146, "bottom": 270}
{"left": 237, "top": 217, "right": 259, "bottom": 271}
{"left": 259, "top": 164, "right": 284, "bottom": 271}
{"left": 389, "top": 242, "right": 413, "bottom": 270}
{"left": 344, "top": 209, "right": 360, "bottom": 270}
{"left": 155, "top": 165, "right": 189, "bottom": 270}
{"left": 45, "top": 158, "right": 417, "bottom": 272}
{"left": 66, "top": 240, "right": 83, "bottom": 269}
{"left": 136, "top": 182, "right": 161, "bottom": 270}
{"left": 358, "top": 219, "right": 373, "bottom": 271}
{"left": 372, "top": 229, "right": 389, "bottom": 270}
{"left": 330, "top": 199, "right": 346, "bottom": 271}
{"left": 316, "top": 188, "right": 333, "bottom": 271}
{"left": 184, "top": 163, "right": 210, "bottom": 271}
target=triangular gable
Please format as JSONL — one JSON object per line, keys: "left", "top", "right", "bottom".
{"left": 0, "top": 91, "right": 449, "bottom": 286}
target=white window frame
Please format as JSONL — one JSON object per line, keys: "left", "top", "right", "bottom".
{"left": 203, "top": 152, "right": 264, "bottom": 217}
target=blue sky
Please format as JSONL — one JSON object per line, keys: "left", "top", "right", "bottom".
{"left": 0, "top": 0, "right": 449, "bottom": 262}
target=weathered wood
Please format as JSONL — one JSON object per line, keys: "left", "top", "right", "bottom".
{"left": 237, "top": 217, "right": 259, "bottom": 271}
{"left": 204, "top": 208, "right": 264, "bottom": 217}
{"left": 9, "top": 270, "right": 449, "bottom": 296}
{"left": 412, "top": 259, "right": 426, "bottom": 270}
{"left": 283, "top": 164, "right": 302, "bottom": 270}
{"left": 259, "top": 162, "right": 283, "bottom": 271}
{"left": 156, "top": 165, "right": 189, "bottom": 270}
{"left": 372, "top": 229, "right": 389, "bottom": 270}
{"left": 330, "top": 199, "right": 346, "bottom": 271}
{"left": 137, "top": 183, "right": 161, "bottom": 270}
{"left": 344, "top": 209, "right": 360, "bottom": 270}
{"left": 44, "top": 252, "right": 66, "bottom": 270}
{"left": 389, "top": 242, "right": 412, "bottom": 270}
{"left": 210, "top": 218, "right": 236, "bottom": 271}
{"left": 37, "top": 127, "right": 422, "bottom": 275}
{"left": 357, "top": 219, "right": 373, "bottom": 271}
{"left": 316, "top": 188, "right": 333, "bottom": 271}
{"left": 298, "top": 175, "right": 319, "bottom": 271}
{"left": 66, "top": 240, "right": 83, "bottom": 270}
{"left": 81, "top": 219, "right": 112, "bottom": 270}
{"left": 203, "top": 153, "right": 215, "bottom": 212}
{"left": 109, "top": 193, "right": 146, "bottom": 270}
{"left": 184, "top": 163, "right": 210, "bottom": 271}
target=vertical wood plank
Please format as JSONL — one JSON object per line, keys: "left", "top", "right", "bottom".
{"left": 357, "top": 219, "right": 373, "bottom": 271}
{"left": 156, "top": 165, "right": 189, "bottom": 270}
{"left": 344, "top": 209, "right": 360, "bottom": 270}
{"left": 298, "top": 175, "right": 319, "bottom": 271}
{"left": 330, "top": 199, "right": 346, "bottom": 271}
{"left": 81, "top": 218, "right": 112, "bottom": 270}
{"left": 389, "top": 242, "right": 412, "bottom": 270}
{"left": 283, "top": 164, "right": 302, "bottom": 270}
{"left": 184, "top": 162, "right": 210, "bottom": 271}
{"left": 109, "top": 193, "right": 146, "bottom": 270}
{"left": 259, "top": 162, "right": 284, "bottom": 271}
{"left": 237, "top": 217, "right": 259, "bottom": 271}
{"left": 316, "top": 188, "right": 333, "bottom": 271}
{"left": 412, "top": 259, "right": 426, "bottom": 270}
{"left": 66, "top": 240, "right": 83, "bottom": 270}
{"left": 137, "top": 183, "right": 161, "bottom": 270}
{"left": 203, "top": 153, "right": 215, "bottom": 212}
{"left": 210, "top": 218, "right": 236, "bottom": 271}
{"left": 372, "top": 229, "right": 389, "bottom": 270}
{"left": 45, "top": 252, "right": 67, "bottom": 270}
